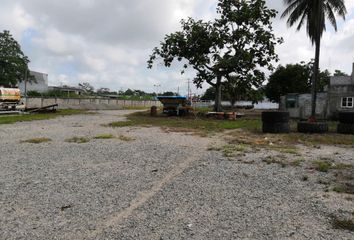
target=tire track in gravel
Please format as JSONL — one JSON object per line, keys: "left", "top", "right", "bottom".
{"left": 80, "top": 150, "right": 206, "bottom": 240}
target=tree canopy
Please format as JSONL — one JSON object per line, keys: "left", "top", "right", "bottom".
{"left": 265, "top": 61, "right": 330, "bottom": 103}
{"left": 0, "top": 30, "right": 31, "bottom": 87}
{"left": 333, "top": 69, "right": 348, "bottom": 76}
{"left": 148, "top": 0, "right": 282, "bottom": 111}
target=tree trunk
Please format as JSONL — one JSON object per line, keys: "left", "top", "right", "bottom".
{"left": 310, "top": 39, "right": 321, "bottom": 121}
{"left": 214, "top": 76, "right": 222, "bottom": 112}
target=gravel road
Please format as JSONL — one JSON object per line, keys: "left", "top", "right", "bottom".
{"left": 0, "top": 110, "right": 353, "bottom": 239}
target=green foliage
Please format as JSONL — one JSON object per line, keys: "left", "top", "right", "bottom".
{"left": 27, "top": 90, "right": 82, "bottom": 98}
{"left": 0, "top": 30, "right": 32, "bottom": 87}
{"left": 27, "top": 90, "right": 42, "bottom": 97}
{"left": 161, "top": 91, "right": 176, "bottom": 96}
{"left": 313, "top": 160, "right": 332, "bottom": 172}
{"left": 148, "top": 0, "right": 282, "bottom": 111}
{"left": 201, "top": 84, "right": 264, "bottom": 105}
{"left": 281, "top": 0, "right": 347, "bottom": 45}
{"left": 201, "top": 86, "right": 226, "bottom": 101}
{"left": 333, "top": 69, "right": 348, "bottom": 76}
{"left": 281, "top": 0, "right": 347, "bottom": 118}
{"left": 224, "top": 76, "right": 264, "bottom": 106}
{"left": 265, "top": 61, "right": 330, "bottom": 102}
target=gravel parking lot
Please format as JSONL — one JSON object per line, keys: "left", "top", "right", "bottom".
{"left": 0, "top": 110, "right": 353, "bottom": 239}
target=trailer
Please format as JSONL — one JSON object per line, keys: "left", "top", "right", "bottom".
{"left": 157, "top": 96, "right": 193, "bottom": 116}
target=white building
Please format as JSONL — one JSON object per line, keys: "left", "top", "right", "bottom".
{"left": 19, "top": 71, "right": 49, "bottom": 94}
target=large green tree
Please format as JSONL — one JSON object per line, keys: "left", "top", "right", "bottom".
{"left": 265, "top": 61, "right": 331, "bottom": 102}
{"left": 148, "top": 0, "right": 282, "bottom": 112}
{"left": 0, "top": 30, "right": 31, "bottom": 87}
{"left": 281, "top": 0, "right": 346, "bottom": 120}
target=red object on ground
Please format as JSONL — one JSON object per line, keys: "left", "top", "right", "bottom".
{"left": 308, "top": 116, "right": 317, "bottom": 123}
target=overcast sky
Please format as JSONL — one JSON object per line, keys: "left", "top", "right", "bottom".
{"left": 1, "top": 0, "right": 354, "bottom": 95}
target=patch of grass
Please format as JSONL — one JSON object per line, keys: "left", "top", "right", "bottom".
{"left": 107, "top": 112, "right": 354, "bottom": 148}
{"left": 207, "top": 146, "right": 223, "bottom": 151}
{"left": 279, "top": 148, "right": 299, "bottom": 155}
{"left": 283, "top": 133, "right": 354, "bottom": 147}
{"left": 289, "top": 158, "right": 304, "bottom": 167}
{"left": 118, "top": 135, "right": 135, "bottom": 142}
{"left": 65, "top": 137, "right": 90, "bottom": 144}
{"left": 209, "top": 144, "right": 248, "bottom": 158}
{"left": 332, "top": 218, "right": 354, "bottom": 232}
{"left": 333, "top": 184, "right": 354, "bottom": 194}
{"left": 270, "top": 145, "right": 300, "bottom": 155}
{"left": 332, "top": 163, "right": 354, "bottom": 170}
{"left": 262, "top": 156, "right": 286, "bottom": 167}
{"left": 106, "top": 111, "right": 261, "bottom": 134}
{"left": 107, "top": 121, "right": 136, "bottom": 128}
{"left": 302, "top": 175, "right": 309, "bottom": 181}
{"left": 313, "top": 160, "right": 332, "bottom": 172}
{"left": 0, "top": 109, "right": 88, "bottom": 125}
{"left": 20, "top": 138, "right": 52, "bottom": 144}
{"left": 94, "top": 134, "right": 115, "bottom": 139}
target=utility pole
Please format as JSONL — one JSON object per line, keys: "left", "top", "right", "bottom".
{"left": 24, "top": 69, "right": 28, "bottom": 108}
{"left": 187, "top": 79, "right": 192, "bottom": 102}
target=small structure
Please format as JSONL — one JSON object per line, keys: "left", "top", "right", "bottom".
{"left": 280, "top": 63, "right": 354, "bottom": 119}
{"left": 157, "top": 96, "right": 192, "bottom": 115}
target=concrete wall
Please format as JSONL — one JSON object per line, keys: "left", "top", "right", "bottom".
{"left": 23, "top": 97, "right": 162, "bottom": 110}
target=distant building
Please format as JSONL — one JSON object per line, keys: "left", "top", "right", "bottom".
{"left": 280, "top": 63, "right": 354, "bottom": 119}
{"left": 48, "top": 86, "right": 84, "bottom": 95}
{"left": 19, "top": 71, "right": 49, "bottom": 94}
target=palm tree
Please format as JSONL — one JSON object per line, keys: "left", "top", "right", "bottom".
{"left": 281, "top": 0, "right": 347, "bottom": 121}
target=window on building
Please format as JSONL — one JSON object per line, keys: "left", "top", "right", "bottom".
{"left": 286, "top": 95, "right": 298, "bottom": 108}
{"left": 341, "top": 97, "right": 354, "bottom": 108}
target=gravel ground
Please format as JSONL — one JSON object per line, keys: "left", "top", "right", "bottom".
{"left": 0, "top": 110, "right": 353, "bottom": 240}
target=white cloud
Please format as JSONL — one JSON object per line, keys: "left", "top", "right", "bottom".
{"left": 0, "top": 0, "right": 353, "bottom": 95}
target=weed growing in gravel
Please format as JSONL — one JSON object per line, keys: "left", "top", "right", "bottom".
{"left": 332, "top": 163, "right": 354, "bottom": 170}
{"left": 262, "top": 156, "right": 286, "bottom": 166}
{"left": 65, "top": 137, "right": 90, "bottom": 144}
{"left": 208, "top": 144, "right": 248, "bottom": 158}
{"left": 118, "top": 135, "right": 135, "bottom": 142}
{"left": 333, "top": 184, "right": 354, "bottom": 194}
{"left": 20, "top": 138, "right": 52, "bottom": 144}
{"left": 313, "top": 160, "right": 332, "bottom": 172}
{"left": 332, "top": 217, "right": 354, "bottom": 232}
{"left": 290, "top": 158, "right": 304, "bottom": 167}
{"left": 277, "top": 147, "right": 299, "bottom": 155}
{"left": 94, "top": 134, "right": 115, "bottom": 139}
